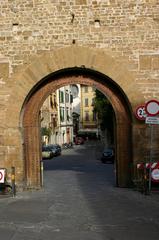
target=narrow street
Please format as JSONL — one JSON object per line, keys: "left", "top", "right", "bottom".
{"left": 0, "top": 141, "right": 159, "bottom": 240}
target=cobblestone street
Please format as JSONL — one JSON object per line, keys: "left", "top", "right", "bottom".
{"left": 0, "top": 141, "right": 159, "bottom": 240}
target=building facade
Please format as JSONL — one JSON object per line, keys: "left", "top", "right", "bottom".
{"left": 80, "top": 85, "right": 98, "bottom": 137}
{"left": 57, "top": 85, "right": 74, "bottom": 145}
{"left": 40, "top": 93, "right": 58, "bottom": 145}
{"left": 71, "top": 84, "right": 81, "bottom": 136}
{"left": 40, "top": 86, "right": 74, "bottom": 146}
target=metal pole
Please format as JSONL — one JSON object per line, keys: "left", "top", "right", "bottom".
{"left": 41, "top": 161, "right": 44, "bottom": 187}
{"left": 11, "top": 167, "right": 16, "bottom": 197}
{"left": 148, "top": 124, "right": 153, "bottom": 194}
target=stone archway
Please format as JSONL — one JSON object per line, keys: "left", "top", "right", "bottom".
{"left": 4, "top": 46, "right": 143, "bottom": 190}
{"left": 22, "top": 68, "right": 133, "bottom": 188}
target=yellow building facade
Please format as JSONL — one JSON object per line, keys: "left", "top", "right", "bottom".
{"left": 80, "top": 85, "right": 97, "bottom": 137}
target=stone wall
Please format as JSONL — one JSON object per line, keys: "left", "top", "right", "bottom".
{"left": 0, "top": 0, "right": 159, "bottom": 188}
{"left": 0, "top": 1, "right": 158, "bottom": 93}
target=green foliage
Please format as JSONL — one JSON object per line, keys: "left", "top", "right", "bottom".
{"left": 41, "top": 127, "right": 52, "bottom": 137}
{"left": 94, "top": 90, "right": 114, "bottom": 133}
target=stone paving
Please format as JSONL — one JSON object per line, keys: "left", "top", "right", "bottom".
{"left": 0, "top": 141, "right": 159, "bottom": 240}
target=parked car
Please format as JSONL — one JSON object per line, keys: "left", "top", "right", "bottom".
{"left": 101, "top": 148, "right": 114, "bottom": 163}
{"left": 74, "top": 136, "right": 84, "bottom": 145}
{"left": 47, "top": 144, "right": 62, "bottom": 156}
{"left": 62, "top": 142, "right": 73, "bottom": 149}
{"left": 42, "top": 146, "right": 54, "bottom": 159}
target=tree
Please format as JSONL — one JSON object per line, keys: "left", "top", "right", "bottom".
{"left": 41, "top": 127, "right": 52, "bottom": 139}
{"left": 94, "top": 90, "right": 114, "bottom": 143}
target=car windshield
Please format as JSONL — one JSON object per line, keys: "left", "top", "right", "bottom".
{"left": 103, "top": 149, "right": 113, "bottom": 154}
{"left": 48, "top": 144, "right": 58, "bottom": 148}
{"left": 42, "top": 146, "right": 50, "bottom": 151}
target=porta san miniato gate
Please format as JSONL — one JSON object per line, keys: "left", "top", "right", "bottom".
{"left": 1, "top": 46, "right": 159, "bottom": 190}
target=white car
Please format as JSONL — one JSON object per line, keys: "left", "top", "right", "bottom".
{"left": 42, "top": 146, "right": 54, "bottom": 159}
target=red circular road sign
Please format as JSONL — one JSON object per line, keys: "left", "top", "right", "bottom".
{"left": 145, "top": 99, "right": 159, "bottom": 116}
{"left": 151, "top": 168, "right": 159, "bottom": 182}
{"left": 0, "top": 169, "right": 5, "bottom": 183}
{"left": 0, "top": 172, "right": 3, "bottom": 181}
{"left": 135, "top": 105, "right": 147, "bottom": 120}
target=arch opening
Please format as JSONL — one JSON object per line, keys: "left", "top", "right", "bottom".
{"left": 22, "top": 67, "right": 133, "bottom": 189}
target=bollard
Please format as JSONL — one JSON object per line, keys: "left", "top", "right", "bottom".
{"left": 41, "top": 161, "right": 44, "bottom": 187}
{"left": 11, "top": 167, "right": 16, "bottom": 197}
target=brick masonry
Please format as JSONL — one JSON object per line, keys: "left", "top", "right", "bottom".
{"left": 0, "top": 1, "right": 159, "bottom": 189}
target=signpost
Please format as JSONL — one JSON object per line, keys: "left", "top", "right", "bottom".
{"left": 145, "top": 117, "right": 159, "bottom": 125}
{"left": 135, "top": 100, "right": 159, "bottom": 194}
{"left": 145, "top": 100, "right": 159, "bottom": 194}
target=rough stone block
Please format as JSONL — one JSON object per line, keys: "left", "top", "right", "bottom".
{"left": 152, "top": 55, "right": 159, "bottom": 70}
{"left": 75, "top": 0, "right": 87, "bottom": 4}
{"left": 139, "top": 55, "right": 151, "bottom": 70}
{"left": 0, "top": 62, "right": 9, "bottom": 81}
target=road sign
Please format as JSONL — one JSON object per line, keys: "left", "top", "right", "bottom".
{"left": 135, "top": 105, "right": 147, "bottom": 120}
{"left": 145, "top": 117, "right": 159, "bottom": 124}
{"left": 145, "top": 99, "right": 159, "bottom": 116}
{"left": 151, "top": 169, "right": 159, "bottom": 182}
{"left": 0, "top": 169, "right": 5, "bottom": 183}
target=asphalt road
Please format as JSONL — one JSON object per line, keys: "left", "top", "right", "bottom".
{"left": 0, "top": 141, "right": 159, "bottom": 240}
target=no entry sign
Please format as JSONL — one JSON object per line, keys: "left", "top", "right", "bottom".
{"left": 0, "top": 169, "right": 5, "bottom": 183}
{"left": 151, "top": 169, "right": 159, "bottom": 182}
{"left": 135, "top": 100, "right": 159, "bottom": 121}
{"left": 145, "top": 100, "right": 159, "bottom": 116}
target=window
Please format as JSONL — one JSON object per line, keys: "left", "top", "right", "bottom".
{"left": 91, "top": 98, "right": 95, "bottom": 106}
{"left": 65, "top": 92, "right": 69, "bottom": 103}
{"left": 71, "top": 85, "right": 79, "bottom": 98}
{"left": 50, "top": 94, "right": 53, "bottom": 108}
{"left": 51, "top": 113, "right": 57, "bottom": 127}
{"left": 53, "top": 94, "right": 57, "bottom": 109}
{"left": 66, "top": 107, "right": 69, "bottom": 121}
{"left": 84, "top": 86, "right": 88, "bottom": 93}
{"left": 85, "top": 111, "right": 89, "bottom": 121}
{"left": 70, "top": 94, "right": 73, "bottom": 103}
{"left": 50, "top": 94, "right": 57, "bottom": 109}
{"left": 59, "top": 91, "right": 64, "bottom": 103}
{"left": 93, "top": 110, "right": 96, "bottom": 121}
{"left": 60, "top": 107, "right": 65, "bottom": 122}
{"left": 85, "top": 98, "right": 88, "bottom": 107}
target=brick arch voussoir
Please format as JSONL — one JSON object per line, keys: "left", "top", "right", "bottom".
{"left": 23, "top": 73, "right": 133, "bottom": 188}
{"left": 25, "top": 46, "right": 142, "bottom": 105}
{"left": 6, "top": 46, "right": 142, "bottom": 128}
{"left": 24, "top": 75, "right": 130, "bottom": 128}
